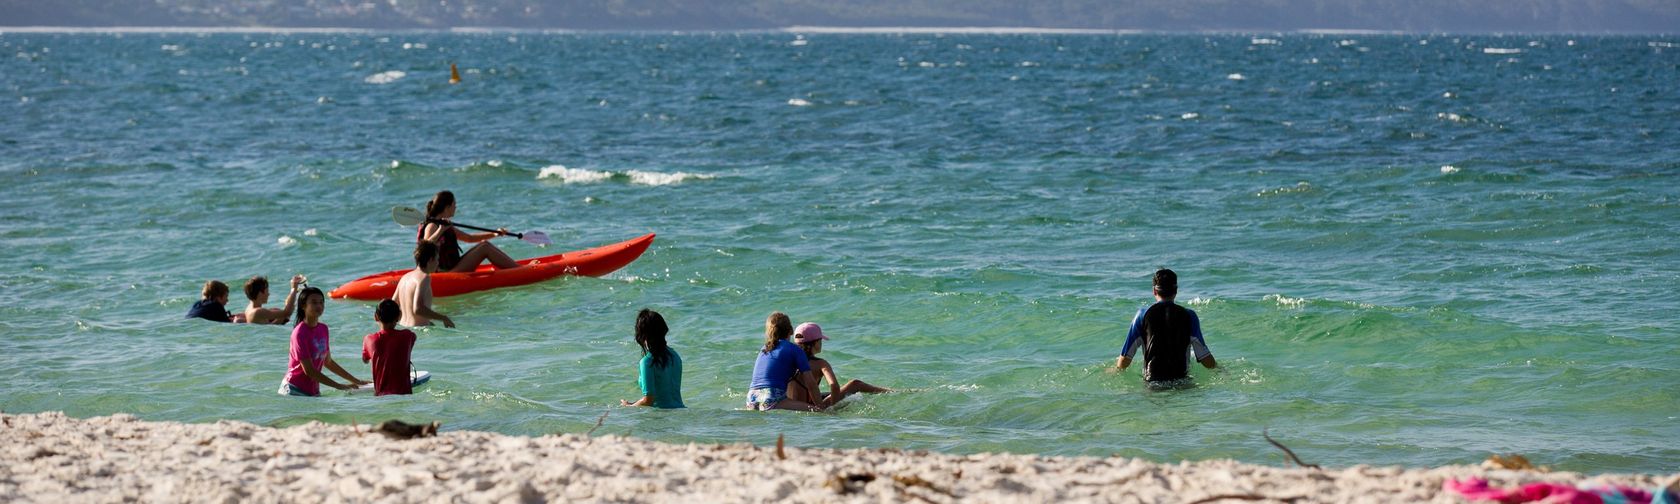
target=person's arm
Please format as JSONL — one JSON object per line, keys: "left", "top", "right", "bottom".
{"left": 818, "top": 363, "right": 842, "bottom": 406}
{"left": 324, "top": 356, "right": 369, "bottom": 386}
{"left": 453, "top": 226, "right": 507, "bottom": 243}
{"left": 797, "top": 372, "right": 825, "bottom": 411}
{"left": 1190, "top": 311, "right": 1216, "bottom": 369}
{"left": 271, "top": 276, "right": 304, "bottom": 324}
{"left": 623, "top": 358, "right": 654, "bottom": 406}
{"left": 1114, "top": 307, "right": 1147, "bottom": 371}
{"left": 421, "top": 222, "right": 450, "bottom": 243}
{"left": 302, "top": 359, "right": 350, "bottom": 391}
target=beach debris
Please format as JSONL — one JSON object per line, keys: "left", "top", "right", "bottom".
{"left": 586, "top": 410, "right": 609, "bottom": 436}
{"left": 449, "top": 63, "right": 461, "bottom": 84}
{"left": 1189, "top": 494, "right": 1305, "bottom": 503}
{"left": 776, "top": 434, "right": 787, "bottom": 460}
{"left": 893, "top": 474, "right": 956, "bottom": 498}
{"left": 826, "top": 473, "right": 876, "bottom": 494}
{"left": 1263, "top": 428, "right": 1320, "bottom": 469}
{"left": 373, "top": 420, "right": 439, "bottom": 440}
{"left": 1482, "top": 454, "right": 1548, "bottom": 472}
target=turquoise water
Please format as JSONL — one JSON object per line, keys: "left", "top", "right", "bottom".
{"left": 2, "top": 31, "right": 1677, "bottom": 474}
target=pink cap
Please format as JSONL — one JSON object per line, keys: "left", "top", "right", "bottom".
{"left": 793, "top": 322, "right": 827, "bottom": 343}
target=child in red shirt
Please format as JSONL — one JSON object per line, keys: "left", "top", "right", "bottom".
{"left": 362, "top": 300, "right": 417, "bottom": 396}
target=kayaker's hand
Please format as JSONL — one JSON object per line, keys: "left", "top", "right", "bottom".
{"left": 496, "top": 228, "right": 510, "bottom": 237}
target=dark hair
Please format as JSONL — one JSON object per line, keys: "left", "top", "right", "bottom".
{"left": 414, "top": 240, "right": 439, "bottom": 269}
{"left": 761, "top": 312, "right": 792, "bottom": 354}
{"left": 243, "top": 276, "right": 269, "bottom": 301}
{"left": 424, "top": 190, "right": 455, "bottom": 220}
{"left": 1153, "top": 268, "right": 1178, "bottom": 299}
{"left": 293, "top": 287, "right": 325, "bottom": 327}
{"left": 635, "top": 309, "right": 673, "bottom": 369}
{"left": 375, "top": 299, "right": 402, "bottom": 325}
{"left": 202, "top": 280, "right": 228, "bottom": 300}
{"left": 797, "top": 340, "right": 821, "bottom": 360}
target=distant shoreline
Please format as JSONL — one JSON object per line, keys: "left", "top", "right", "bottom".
{"left": 1, "top": 25, "right": 1674, "bottom": 36}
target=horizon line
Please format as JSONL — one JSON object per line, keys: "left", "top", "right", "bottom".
{"left": 0, "top": 25, "right": 1674, "bottom": 36}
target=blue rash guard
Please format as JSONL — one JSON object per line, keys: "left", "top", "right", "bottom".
{"left": 1120, "top": 301, "right": 1212, "bottom": 382}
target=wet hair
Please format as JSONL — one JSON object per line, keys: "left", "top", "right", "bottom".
{"left": 243, "top": 276, "right": 269, "bottom": 301}
{"left": 1153, "top": 268, "right": 1178, "bottom": 299}
{"left": 375, "top": 299, "right": 402, "bottom": 325}
{"left": 424, "top": 190, "right": 456, "bottom": 220}
{"left": 414, "top": 240, "right": 439, "bottom": 269}
{"left": 293, "top": 287, "right": 325, "bottom": 327}
{"left": 635, "top": 309, "right": 673, "bottom": 369}
{"left": 761, "top": 312, "right": 792, "bottom": 355}
{"left": 202, "top": 280, "right": 228, "bottom": 300}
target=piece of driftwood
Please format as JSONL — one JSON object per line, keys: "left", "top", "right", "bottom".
{"left": 1263, "top": 428, "right": 1320, "bottom": 469}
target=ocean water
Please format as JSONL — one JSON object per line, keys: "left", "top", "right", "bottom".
{"left": 1, "top": 31, "right": 1677, "bottom": 474}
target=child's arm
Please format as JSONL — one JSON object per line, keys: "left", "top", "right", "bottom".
{"left": 273, "top": 276, "right": 304, "bottom": 324}
{"left": 303, "top": 360, "right": 351, "bottom": 391}
{"left": 324, "top": 357, "right": 370, "bottom": 386}
{"left": 818, "top": 363, "right": 842, "bottom": 406}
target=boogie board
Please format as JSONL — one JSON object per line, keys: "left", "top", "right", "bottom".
{"left": 276, "top": 370, "right": 431, "bottom": 395}
{"left": 347, "top": 370, "right": 431, "bottom": 394}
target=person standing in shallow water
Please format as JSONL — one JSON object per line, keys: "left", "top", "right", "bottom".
{"left": 1113, "top": 269, "right": 1217, "bottom": 383}
{"left": 621, "top": 309, "right": 684, "bottom": 408}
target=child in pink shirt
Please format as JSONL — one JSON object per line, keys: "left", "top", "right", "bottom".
{"left": 280, "top": 287, "right": 368, "bottom": 396}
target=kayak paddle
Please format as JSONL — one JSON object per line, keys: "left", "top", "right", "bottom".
{"left": 391, "top": 206, "right": 553, "bottom": 246}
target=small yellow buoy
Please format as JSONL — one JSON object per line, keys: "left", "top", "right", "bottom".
{"left": 449, "top": 63, "right": 461, "bottom": 84}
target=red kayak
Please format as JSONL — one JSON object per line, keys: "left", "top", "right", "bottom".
{"left": 329, "top": 233, "right": 655, "bottom": 300}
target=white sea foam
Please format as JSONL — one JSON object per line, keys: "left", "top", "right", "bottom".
{"left": 363, "top": 70, "right": 406, "bottom": 84}
{"left": 1226, "top": 73, "right": 1245, "bottom": 81}
{"left": 303, "top": 228, "right": 318, "bottom": 237}
{"left": 1441, "top": 165, "right": 1460, "bottom": 174}
{"left": 1437, "top": 112, "right": 1467, "bottom": 123}
{"left": 789, "top": 36, "right": 808, "bottom": 47}
{"left": 537, "top": 165, "right": 714, "bottom": 186}
{"left": 787, "top": 98, "right": 812, "bottom": 107}
{"left": 277, "top": 236, "right": 299, "bottom": 248}
{"left": 1649, "top": 41, "right": 1679, "bottom": 49}
{"left": 1482, "top": 48, "right": 1522, "bottom": 55}
{"left": 1250, "top": 38, "right": 1282, "bottom": 46}
{"left": 1180, "top": 112, "right": 1200, "bottom": 120}
{"left": 626, "top": 170, "right": 712, "bottom": 186}
{"left": 538, "top": 166, "right": 613, "bottom": 184}
{"left": 1264, "top": 294, "right": 1307, "bottom": 308}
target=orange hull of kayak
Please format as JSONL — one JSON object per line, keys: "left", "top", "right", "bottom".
{"left": 329, "top": 233, "right": 654, "bottom": 301}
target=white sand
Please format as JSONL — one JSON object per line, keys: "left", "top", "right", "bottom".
{"left": 2, "top": 412, "right": 1673, "bottom": 503}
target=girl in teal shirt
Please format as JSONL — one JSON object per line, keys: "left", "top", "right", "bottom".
{"left": 621, "top": 309, "right": 684, "bottom": 408}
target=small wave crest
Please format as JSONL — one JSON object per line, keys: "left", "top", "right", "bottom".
{"left": 1482, "top": 48, "right": 1522, "bottom": 55}
{"left": 536, "top": 165, "right": 714, "bottom": 186}
{"left": 363, "top": 70, "right": 406, "bottom": 84}
{"left": 1264, "top": 294, "right": 1307, "bottom": 309}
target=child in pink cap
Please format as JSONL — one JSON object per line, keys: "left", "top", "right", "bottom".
{"left": 787, "top": 322, "right": 890, "bottom": 408}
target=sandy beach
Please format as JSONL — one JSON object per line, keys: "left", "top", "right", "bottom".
{"left": 2, "top": 412, "right": 1673, "bottom": 503}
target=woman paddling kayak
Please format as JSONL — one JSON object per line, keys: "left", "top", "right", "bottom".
{"left": 418, "top": 190, "right": 522, "bottom": 272}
